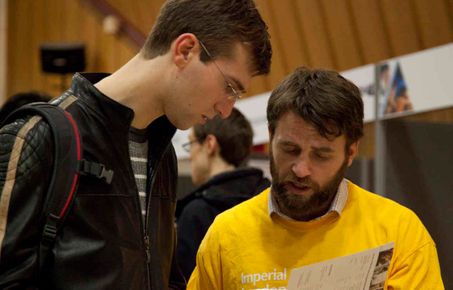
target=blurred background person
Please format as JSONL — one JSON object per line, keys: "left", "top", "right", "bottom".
{"left": 175, "top": 107, "right": 270, "bottom": 281}
{"left": 0, "top": 91, "right": 52, "bottom": 123}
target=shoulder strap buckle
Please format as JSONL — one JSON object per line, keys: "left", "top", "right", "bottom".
{"left": 79, "top": 159, "right": 114, "bottom": 184}
{"left": 42, "top": 214, "right": 60, "bottom": 246}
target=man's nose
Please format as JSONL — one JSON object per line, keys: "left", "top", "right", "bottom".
{"left": 291, "top": 157, "right": 311, "bottom": 179}
{"left": 214, "top": 99, "right": 235, "bottom": 119}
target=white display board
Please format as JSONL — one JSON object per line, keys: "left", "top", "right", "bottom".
{"left": 341, "top": 64, "right": 376, "bottom": 123}
{"left": 386, "top": 43, "right": 453, "bottom": 117}
{"left": 173, "top": 43, "right": 453, "bottom": 160}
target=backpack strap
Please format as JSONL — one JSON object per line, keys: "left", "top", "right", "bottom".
{"left": 1, "top": 102, "right": 81, "bottom": 271}
{"left": 5, "top": 102, "right": 83, "bottom": 239}
{"left": 1, "top": 101, "right": 114, "bottom": 272}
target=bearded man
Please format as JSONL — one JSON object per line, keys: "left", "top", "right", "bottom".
{"left": 187, "top": 67, "right": 444, "bottom": 290}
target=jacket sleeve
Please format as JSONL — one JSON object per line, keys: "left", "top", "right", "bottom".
{"left": 169, "top": 221, "right": 187, "bottom": 290}
{"left": 176, "top": 199, "right": 217, "bottom": 281}
{"left": 0, "top": 118, "right": 53, "bottom": 289}
{"left": 186, "top": 219, "right": 223, "bottom": 290}
{"left": 161, "top": 145, "right": 186, "bottom": 290}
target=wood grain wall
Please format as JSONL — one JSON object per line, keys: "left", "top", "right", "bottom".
{"left": 6, "top": 0, "right": 453, "bottom": 157}
{"left": 7, "top": 0, "right": 453, "bottom": 97}
{"left": 7, "top": 0, "right": 138, "bottom": 97}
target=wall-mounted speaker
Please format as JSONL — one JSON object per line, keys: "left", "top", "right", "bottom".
{"left": 40, "top": 43, "right": 86, "bottom": 74}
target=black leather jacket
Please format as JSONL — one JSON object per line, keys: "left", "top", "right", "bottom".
{"left": 0, "top": 73, "right": 184, "bottom": 289}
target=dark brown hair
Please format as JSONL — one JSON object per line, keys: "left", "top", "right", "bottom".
{"left": 267, "top": 67, "right": 364, "bottom": 147}
{"left": 141, "top": 0, "right": 272, "bottom": 75}
{"left": 193, "top": 107, "right": 253, "bottom": 167}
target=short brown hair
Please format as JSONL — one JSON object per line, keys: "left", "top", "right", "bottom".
{"left": 193, "top": 108, "right": 253, "bottom": 167}
{"left": 141, "top": 0, "right": 272, "bottom": 75}
{"left": 267, "top": 67, "right": 364, "bottom": 147}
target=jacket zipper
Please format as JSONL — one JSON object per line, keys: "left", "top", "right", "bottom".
{"left": 143, "top": 149, "right": 167, "bottom": 289}
{"left": 129, "top": 149, "right": 161, "bottom": 289}
{"left": 144, "top": 235, "right": 151, "bottom": 263}
{"left": 130, "top": 170, "right": 152, "bottom": 289}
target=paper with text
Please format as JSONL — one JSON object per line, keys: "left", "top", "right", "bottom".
{"left": 287, "top": 242, "right": 394, "bottom": 290}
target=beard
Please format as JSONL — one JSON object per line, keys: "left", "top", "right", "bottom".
{"left": 270, "top": 151, "right": 348, "bottom": 221}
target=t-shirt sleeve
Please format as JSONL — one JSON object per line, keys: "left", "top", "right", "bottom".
{"left": 386, "top": 241, "right": 444, "bottom": 289}
{"left": 386, "top": 209, "right": 444, "bottom": 289}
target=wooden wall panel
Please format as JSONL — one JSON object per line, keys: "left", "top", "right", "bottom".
{"left": 349, "top": 0, "right": 393, "bottom": 64}
{"left": 6, "top": 0, "right": 138, "bottom": 98}
{"left": 266, "top": 0, "right": 309, "bottom": 75}
{"left": 242, "top": 0, "right": 271, "bottom": 96}
{"left": 379, "top": 0, "right": 423, "bottom": 56}
{"left": 293, "top": 0, "right": 335, "bottom": 69}
{"left": 8, "top": 1, "right": 33, "bottom": 95}
{"left": 413, "top": 0, "right": 453, "bottom": 47}
{"left": 320, "top": 0, "right": 363, "bottom": 70}
{"left": 0, "top": 0, "right": 7, "bottom": 101}
{"left": 254, "top": 0, "right": 287, "bottom": 91}
{"left": 449, "top": 0, "right": 453, "bottom": 27}
{"left": 405, "top": 107, "right": 453, "bottom": 124}
{"left": 108, "top": 0, "right": 166, "bottom": 36}
{"left": 247, "top": 76, "right": 269, "bottom": 98}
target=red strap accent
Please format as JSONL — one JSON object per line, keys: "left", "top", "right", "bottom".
{"left": 58, "top": 111, "right": 81, "bottom": 218}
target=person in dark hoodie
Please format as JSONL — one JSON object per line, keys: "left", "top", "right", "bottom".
{"left": 176, "top": 107, "right": 270, "bottom": 281}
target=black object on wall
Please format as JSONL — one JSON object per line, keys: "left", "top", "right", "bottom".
{"left": 40, "top": 43, "right": 86, "bottom": 91}
{"left": 40, "top": 43, "right": 85, "bottom": 74}
{"left": 384, "top": 119, "right": 453, "bottom": 288}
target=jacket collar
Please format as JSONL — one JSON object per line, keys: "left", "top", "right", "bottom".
{"left": 69, "top": 73, "right": 134, "bottom": 130}
{"left": 68, "top": 73, "right": 176, "bottom": 147}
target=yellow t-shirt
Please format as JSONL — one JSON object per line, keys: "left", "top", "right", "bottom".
{"left": 187, "top": 181, "right": 444, "bottom": 290}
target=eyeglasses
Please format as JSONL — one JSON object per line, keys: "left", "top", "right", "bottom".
{"left": 182, "top": 140, "right": 198, "bottom": 153}
{"left": 198, "top": 40, "right": 242, "bottom": 102}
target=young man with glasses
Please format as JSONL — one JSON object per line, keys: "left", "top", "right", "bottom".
{"left": 176, "top": 108, "right": 270, "bottom": 281}
{"left": 0, "top": 0, "right": 272, "bottom": 289}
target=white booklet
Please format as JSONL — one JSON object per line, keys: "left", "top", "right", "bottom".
{"left": 287, "top": 242, "right": 394, "bottom": 290}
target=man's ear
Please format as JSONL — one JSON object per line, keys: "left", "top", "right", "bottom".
{"left": 347, "top": 141, "right": 359, "bottom": 167}
{"left": 172, "top": 33, "right": 199, "bottom": 68}
{"left": 204, "top": 134, "right": 219, "bottom": 156}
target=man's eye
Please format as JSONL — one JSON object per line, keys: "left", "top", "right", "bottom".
{"left": 282, "top": 147, "right": 299, "bottom": 155}
{"left": 313, "top": 153, "right": 330, "bottom": 160}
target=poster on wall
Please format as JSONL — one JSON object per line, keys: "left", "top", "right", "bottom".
{"left": 341, "top": 43, "right": 453, "bottom": 120}
{"left": 378, "top": 61, "right": 413, "bottom": 117}
{"left": 385, "top": 43, "right": 453, "bottom": 118}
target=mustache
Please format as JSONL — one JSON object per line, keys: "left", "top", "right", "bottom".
{"left": 281, "top": 176, "right": 313, "bottom": 188}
